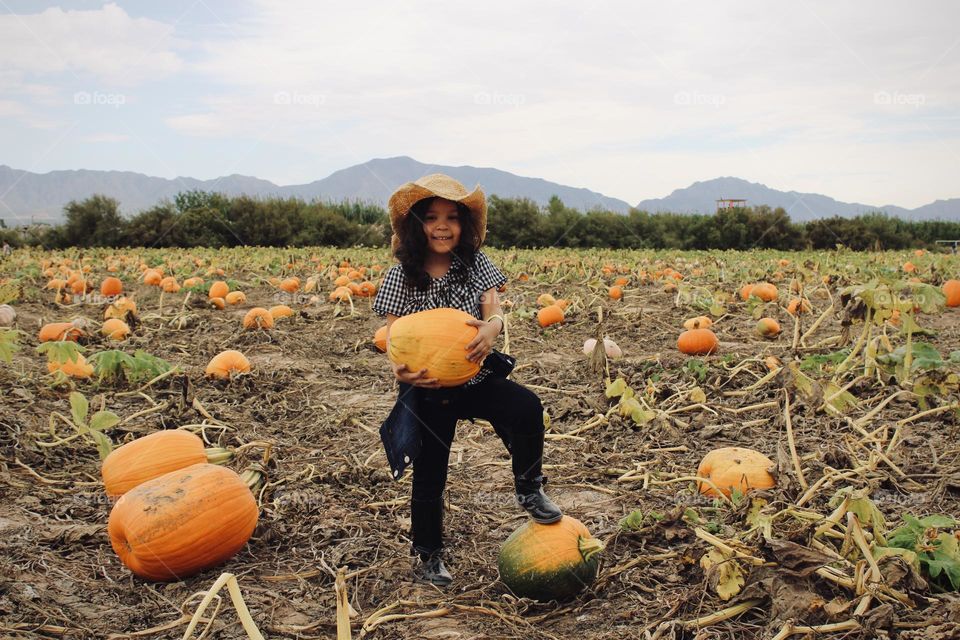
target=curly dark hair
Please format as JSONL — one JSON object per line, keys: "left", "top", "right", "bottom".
{"left": 395, "top": 197, "right": 478, "bottom": 291}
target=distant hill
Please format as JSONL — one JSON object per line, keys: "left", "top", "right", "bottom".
{"left": 0, "top": 157, "right": 631, "bottom": 225}
{"left": 635, "top": 176, "right": 959, "bottom": 221}
{"left": 1, "top": 161, "right": 956, "bottom": 225}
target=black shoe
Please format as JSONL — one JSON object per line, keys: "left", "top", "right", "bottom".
{"left": 515, "top": 476, "right": 563, "bottom": 524}
{"left": 509, "top": 431, "right": 564, "bottom": 524}
{"left": 412, "top": 550, "right": 453, "bottom": 586}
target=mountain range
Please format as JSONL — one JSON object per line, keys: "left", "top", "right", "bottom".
{"left": 0, "top": 156, "right": 956, "bottom": 225}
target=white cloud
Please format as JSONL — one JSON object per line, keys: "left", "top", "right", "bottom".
{"left": 151, "top": 0, "right": 960, "bottom": 206}
{"left": 0, "top": 3, "right": 182, "bottom": 85}
{"left": 3, "top": 1, "right": 960, "bottom": 208}
{"left": 80, "top": 132, "right": 131, "bottom": 143}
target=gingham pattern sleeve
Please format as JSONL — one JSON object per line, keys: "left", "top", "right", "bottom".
{"left": 471, "top": 251, "right": 508, "bottom": 292}
{"left": 372, "top": 265, "right": 408, "bottom": 317}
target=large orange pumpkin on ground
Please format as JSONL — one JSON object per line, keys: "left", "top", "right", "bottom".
{"left": 108, "top": 463, "right": 257, "bottom": 581}
{"left": 102, "top": 430, "right": 211, "bottom": 498}
{"left": 387, "top": 308, "right": 480, "bottom": 387}
{"left": 696, "top": 447, "right": 776, "bottom": 497}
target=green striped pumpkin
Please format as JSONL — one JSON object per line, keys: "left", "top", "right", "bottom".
{"left": 498, "top": 515, "right": 603, "bottom": 601}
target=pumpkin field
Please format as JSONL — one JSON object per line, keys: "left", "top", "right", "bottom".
{"left": 2, "top": 246, "right": 960, "bottom": 639}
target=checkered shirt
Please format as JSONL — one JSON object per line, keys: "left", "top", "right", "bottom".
{"left": 373, "top": 251, "right": 508, "bottom": 386}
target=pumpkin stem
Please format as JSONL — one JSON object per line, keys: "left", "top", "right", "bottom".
{"left": 205, "top": 447, "right": 235, "bottom": 465}
{"left": 240, "top": 463, "right": 267, "bottom": 494}
{"left": 578, "top": 537, "right": 604, "bottom": 562}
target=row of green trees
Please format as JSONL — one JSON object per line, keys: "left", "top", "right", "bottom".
{"left": 2, "top": 191, "right": 957, "bottom": 251}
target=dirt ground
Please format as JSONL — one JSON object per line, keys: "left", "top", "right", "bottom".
{"left": 2, "top": 267, "right": 960, "bottom": 639}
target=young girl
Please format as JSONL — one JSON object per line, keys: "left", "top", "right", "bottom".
{"left": 373, "top": 174, "right": 562, "bottom": 586}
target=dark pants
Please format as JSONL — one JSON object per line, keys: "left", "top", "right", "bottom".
{"left": 410, "top": 375, "right": 544, "bottom": 554}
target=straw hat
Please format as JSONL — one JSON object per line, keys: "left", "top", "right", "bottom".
{"left": 388, "top": 174, "right": 487, "bottom": 251}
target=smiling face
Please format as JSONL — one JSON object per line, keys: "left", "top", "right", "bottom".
{"left": 421, "top": 198, "right": 462, "bottom": 256}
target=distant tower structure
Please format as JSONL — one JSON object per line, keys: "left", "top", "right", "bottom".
{"left": 716, "top": 198, "right": 747, "bottom": 210}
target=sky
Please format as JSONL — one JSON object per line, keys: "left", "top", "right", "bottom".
{"left": 1, "top": 0, "right": 958, "bottom": 208}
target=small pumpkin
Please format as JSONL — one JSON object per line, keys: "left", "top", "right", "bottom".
{"left": 205, "top": 350, "right": 251, "bottom": 378}
{"left": 104, "top": 297, "right": 137, "bottom": 320}
{"left": 537, "top": 305, "right": 564, "bottom": 328}
{"left": 100, "top": 277, "right": 123, "bottom": 297}
{"left": 756, "top": 317, "right": 781, "bottom": 338}
{"left": 242, "top": 308, "right": 274, "bottom": 330}
{"left": 536, "top": 293, "right": 557, "bottom": 307}
{"left": 943, "top": 279, "right": 960, "bottom": 308}
{"left": 0, "top": 304, "right": 16, "bottom": 326}
{"left": 387, "top": 308, "right": 480, "bottom": 387}
{"left": 358, "top": 281, "right": 377, "bottom": 297}
{"left": 108, "top": 463, "right": 258, "bottom": 581}
{"left": 582, "top": 337, "right": 622, "bottom": 359}
{"left": 608, "top": 286, "right": 623, "bottom": 301}
{"left": 786, "top": 298, "right": 811, "bottom": 315}
{"left": 159, "top": 276, "right": 180, "bottom": 293}
{"left": 373, "top": 325, "right": 388, "bottom": 352}
{"left": 677, "top": 328, "right": 718, "bottom": 355}
{"left": 208, "top": 297, "right": 226, "bottom": 310}
{"left": 101, "top": 318, "right": 131, "bottom": 341}
{"left": 696, "top": 446, "right": 775, "bottom": 497}
{"left": 143, "top": 269, "right": 163, "bottom": 286}
{"left": 225, "top": 291, "right": 247, "bottom": 305}
{"left": 750, "top": 282, "right": 778, "bottom": 302}
{"left": 269, "top": 305, "right": 295, "bottom": 320}
{"left": 39, "top": 321, "right": 83, "bottom": 342}
{"left": 70, "top": 278, "right": 91, "bottom": 295}
{"left": 329, "top": 286, "right": 352, "bottom": 302}
{"left": 683, "top": 315, "right": 712, "bottom": 330}
{"left": 208, "top": 281, "right": 229, "bottom": 299}
{"left": 279, "top": 277, "right": 300, "bottom": 293}
{"left": 498, "top": 516, "right": 603, "bottom": 602}
{"left": 47, "top": 353, "right": 94, "bottom": 378}
{"left": 183, "top": 277, "right": 204, "bottom": 289}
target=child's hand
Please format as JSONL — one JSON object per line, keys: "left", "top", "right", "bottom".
{"left": 464, "top": 318, "right": 499, "bottom": 363}
{"left": 392, "top": 361, "right": 441, "bottom": 389}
